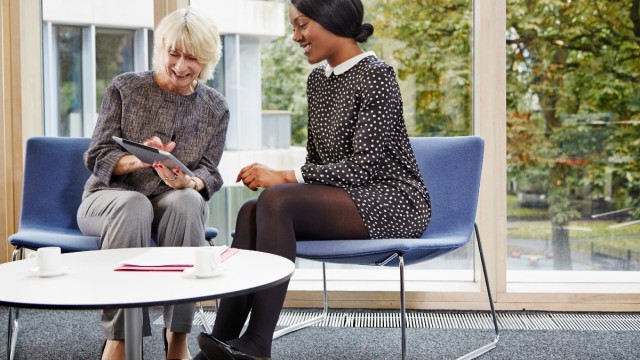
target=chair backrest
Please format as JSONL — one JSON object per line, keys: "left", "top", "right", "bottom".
{"left": 294, "top": 136, "right": 484, "bottom": 265}
{"left": 410, "top": 136, "right": 484, "bottom": 240}
{"left": 19, "top": 137, "right": 92, "bottom": 232}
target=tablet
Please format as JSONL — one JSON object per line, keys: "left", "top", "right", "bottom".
{"left": 112, "top": 136, "right": 195, "bottom": 177}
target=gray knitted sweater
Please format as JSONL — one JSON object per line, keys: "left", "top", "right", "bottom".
{"left": 82, "top": 71, "right": 229, "bottom": 201}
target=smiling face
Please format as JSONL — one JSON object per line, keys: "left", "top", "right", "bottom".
{"left": 289, "top": 5, "right": 357, "bottom": 67}
{"left": 158, "top": 47, "right": 203, "bottom": 95}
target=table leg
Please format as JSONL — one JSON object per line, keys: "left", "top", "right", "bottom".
{"left": 124, "top": 307, "right": 143, "bottom": 360}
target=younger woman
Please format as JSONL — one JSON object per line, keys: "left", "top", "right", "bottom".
{"left": 196, "top": 0, "right": 430, "bottom": 358}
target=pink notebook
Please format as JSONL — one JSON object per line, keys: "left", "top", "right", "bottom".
{"left": 114, "top": 247, "right": 239, "bottom": 272}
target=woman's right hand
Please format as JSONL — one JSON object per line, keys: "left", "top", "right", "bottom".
{"left": 236, "top": 163, "right": 296, "bottom": 191}
{"left": 113, "top": 136, "right": 177, "bottom": 175}
{"left": 113, "top": 154, "right": 148, "bottom": 175}
{"left": 143, "top": 136, "right": 176, "bottom": 153}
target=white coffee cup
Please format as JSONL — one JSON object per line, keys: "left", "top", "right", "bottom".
{"left": 28, "top": 246, "right": 62, "bottom": 274}
{"left": 194, "top": 247, "right": 220, "bottom": 275}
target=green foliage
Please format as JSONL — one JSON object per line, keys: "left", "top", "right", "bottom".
{"left": 60, "top": 82, "right": 79, "bottom": 116}
{"left": 260, "top": 0, "right": 639, "bottom": 229}
{"left": 366, "top": 0, "right": 472, "bottom": 136}
{"left": 261, "top": 33, "right": 314, "bottom": 146}
{"left": 260, "top": 0, "right": 474, "bottom": 141}
{"left": 506, "top": 0, "right": 640, "bottom": 226}
{"left": 507, "top": 219, "right": 640, "bottom": 253}
{"left": 507, "top": 194, "right": 549, "bottom": 221}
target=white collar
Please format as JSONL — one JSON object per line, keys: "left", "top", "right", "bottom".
{"left": 324, "top": 51, "right": 377, "bottom": 77}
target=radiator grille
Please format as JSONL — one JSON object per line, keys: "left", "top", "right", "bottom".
{"left": 154, "top": 309, "right": 640, "bottom": 331}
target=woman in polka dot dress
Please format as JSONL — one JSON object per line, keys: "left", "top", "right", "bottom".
{"left": 196, "top": 0, "right": 430, "bottom": 359}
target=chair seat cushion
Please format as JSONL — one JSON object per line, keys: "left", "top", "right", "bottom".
{"left": 9, "top": 229, "right": 100, "bottom": 253}
{"left": 10, "top": 227, "right": 219, "bottom": 254}
{"left": 297, "top": 229, "right": 473, "bottom": 266}
{"left": 205, "top": 227, "right": 218, "bottom": 240}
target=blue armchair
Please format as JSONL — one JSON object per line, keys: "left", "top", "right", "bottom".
{"left": 6, "top": 136, "right": 218, "bottom": 360}
{"left": 274, "top": 136, "right": 499, "bottom": 360}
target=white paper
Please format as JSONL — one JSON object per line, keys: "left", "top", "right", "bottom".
{"left": 120, "top": 246, "right": 228, "bottom": 267}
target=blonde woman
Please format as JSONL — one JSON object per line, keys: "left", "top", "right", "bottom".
{"left": 77, "top": 7, "right": 228, "bottom": 360}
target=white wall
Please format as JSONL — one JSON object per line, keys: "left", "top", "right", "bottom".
{"left": 218, "top": 147, "right": 306, "bottom": 186}
{"left": 43, "top": 0, "right": 285, "bottom": 38}
{"left": 223, "top": 36, "right": 266, "bottom": 150}
{"left": 191, "top": 0, "right": 285, "bottom": 39}
{"left": 43, "top": 0, "right": 287, "bottom": 151}
{"left": 43, "top": 0, "right": 154, "bottom": 28}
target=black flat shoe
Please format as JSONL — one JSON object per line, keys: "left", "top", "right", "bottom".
{"left": 196, "top": 333, "right": 271, "bottom": 360}
{"left": 101, "top": 340, "right": 106, "bottom": 358}
{"left": 163, "top": 328, "right": 168, "bottom": 355}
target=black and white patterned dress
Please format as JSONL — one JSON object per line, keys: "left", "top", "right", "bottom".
{"left": 300, "top": 55, "right": 431, "bottom": 239}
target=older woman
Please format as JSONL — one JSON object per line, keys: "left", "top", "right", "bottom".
{"left": 77, "top": 7, "right": 228, "bottom": 360}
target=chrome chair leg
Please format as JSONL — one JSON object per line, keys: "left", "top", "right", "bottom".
{"left": 7, "top": 307, "right": 18, "bottom": 360}
{"left": 399, "top": 255, "right": 407, "bottom": 360}
{"left": 273, "top": 262, "right": 327, "bottom": 339}
{"left": 456, "top": 224, "right": 499, "bottom": 360}
{"left": 7, "top": 248, "right": 23, "bottom": 360}
{"left": 273, "top": 223, "right": 499, "bottom": 360}
{"left": 198, "top": 302, "right": 212, "bottom": 334}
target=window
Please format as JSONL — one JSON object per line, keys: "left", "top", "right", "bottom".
{"left": 206, "top": 47, "right": 225, "bottom": 95}
{"left": 506, "top": 1, "right": 640, "bottom": 285}
{"left": 258, "top": 0, "right": 475, "bottom": 286}
{"left": 44, "top": 23, "right": 225, "bottom": 138}
{"left": 48, "top": 25, "right": 84, "bottom": 137}
{"left": 44, "top": 25, "right": 139, "bottom": 137}
{"left": 95, "top": 28, "right": 135, "bottom": 113}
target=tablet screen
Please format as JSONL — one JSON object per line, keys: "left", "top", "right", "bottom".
{"left": 112, "top": 136, "right": 195, "bottom": 176}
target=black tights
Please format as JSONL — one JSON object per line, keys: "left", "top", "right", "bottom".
{"left": 211, "top": 183, "right": 369, "bottom": 357}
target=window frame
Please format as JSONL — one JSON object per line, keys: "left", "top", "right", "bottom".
{"left": 5, "top": 0, "right": 639, "bottom": 311}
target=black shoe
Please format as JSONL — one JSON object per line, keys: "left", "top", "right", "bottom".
{"left": 163, "top": 328, "right": 168, "bottom": 355}
{"left": 196, "top": 333, "right": 271, "bottom": 360}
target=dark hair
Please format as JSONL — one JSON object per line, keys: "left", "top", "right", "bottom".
{"left": 291, "top": 0, "right": 374, "bottom": 43}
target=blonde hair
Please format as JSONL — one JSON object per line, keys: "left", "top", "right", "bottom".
{"left": 152, "top": 6, "right": 222, "bottom": 81}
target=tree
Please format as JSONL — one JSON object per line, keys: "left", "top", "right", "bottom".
{"left": 507, "top": 0, "right": 640, "bottom": 268}
{"left": 261, "top": 0, "right": 474, "bottom": 141}
{"left": 366, "top": 0, "right": 473, "bottom": 136}
{"left": 260, "top": 1, "right": 640, "bottom": 270}
{"left": 261, "top": 18, "right": 314, "bottom": 146}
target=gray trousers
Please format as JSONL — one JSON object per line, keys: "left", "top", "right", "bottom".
{"left": 77, "top": 188, "right": 209, "bottom": 339}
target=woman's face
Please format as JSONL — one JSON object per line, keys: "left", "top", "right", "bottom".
{"left": 289, "top": 5, "right": 343, "bottom": 66}
{"left": 160, "top": 47, "right": 202, "bottom": 95}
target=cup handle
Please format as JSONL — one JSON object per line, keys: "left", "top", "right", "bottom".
{"left": 27, "top": 252, "right": 37, "bottom": 260}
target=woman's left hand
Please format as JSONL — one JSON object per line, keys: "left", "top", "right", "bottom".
{"left": 236, "top": 163, "right": 296, "bottom": 191}
{"left": 146, "top": 136, "right": 193, "bottom": 190}
{"left": 154, "top": 164, "right": 194, "bottom": 189}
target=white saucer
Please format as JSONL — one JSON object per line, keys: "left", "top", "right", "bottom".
{"left": 183, "top": 267, "right": 223, "bottom": 279}
{"left": 29, "top": 266, "right": 68, "bottom": 278}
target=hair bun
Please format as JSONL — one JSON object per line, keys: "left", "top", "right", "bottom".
{"left": 355, "top": 23, "right": 374, "bottom": 43}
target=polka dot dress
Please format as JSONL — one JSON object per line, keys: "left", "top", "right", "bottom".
{"left": 301, "top": 55, "right": 431, "bottom": 239}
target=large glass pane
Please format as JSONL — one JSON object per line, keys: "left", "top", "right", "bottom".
{"left": 55, "top": 25, "right": 83, "bottom": 137}
{"left": 506, "top": 1, "right": 640, "bottom": 278}
{"left": 367, "top": 0, "right": 473, "bottom": 138}
{"left": 206, "top": 51, "right": 225, "bottom": 95}
{"left": 95, "top": 28, "right": 135, "bottom": 111}
{"left": 148, "top": 29, "right": 154, "bottom": 71}
{"left": 262, "top": 0, "right": 473, "bottom": 146}
{"left": 260, "top": 0, "right": 474, "bottom": 275}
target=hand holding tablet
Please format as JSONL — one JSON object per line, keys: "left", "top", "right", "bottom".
{"left": 112, "top": 136, "right": 195, "bottom": 177}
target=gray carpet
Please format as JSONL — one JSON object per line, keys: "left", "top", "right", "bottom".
{"left": 0, "top": 307, "right": 639, "bottom": 359}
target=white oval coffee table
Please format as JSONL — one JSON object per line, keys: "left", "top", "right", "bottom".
{"left": 0, "top": 247, "right": 295, "bottom": 360}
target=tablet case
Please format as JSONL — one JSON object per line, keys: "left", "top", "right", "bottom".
{"left": 112, "top": 136, "right": 195, "bottom": 177}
